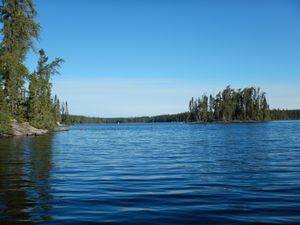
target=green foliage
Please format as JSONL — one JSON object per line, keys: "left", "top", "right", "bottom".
{"left": 54, "top": 95, "right": 61, "bottom": 123}
{"left": 0, "top": 0, "right": 40, "bottom": 118}
{"left": 0, "top": 1, "right": 65, "bottom": 133}
{"left": 62, "top": 112, "right": 190, "bottom": 125}
{"left": 0, "top": 84, "right": 12, "bottom": 135}
{"left": 270, "top": 109, "right": 300, "bottom": 120}
{"left": 0, "top": 52, "right": 29, "bottom": 118}
{"left": 64, "top": 108, "right": 300, "bottom": 125}
{"left": 0, "top": 0, "right": 40, "bottom": 57}
{"left": 188, "top": 86, "right": 271, "bottom": 122}
{"left": 27, "top": 49, "right": 64, "bottom": 129}
{"left": 61, "top": 101, "right": 70, "bottom": 124}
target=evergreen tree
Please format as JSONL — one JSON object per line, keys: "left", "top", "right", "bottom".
{"left": 65, "top": 101, "right": 69, "bottom": 115}
{"left": 221, "top": 86, "right": 233, "bottom": 121}
{"left": 261, "top": 92, "right": 270, "bottom": 121}
{"left": 28, "top": 49, "right": 64, "bottom": 129}
{"left": 61, "top": 101, "right": 70, "bottom": 124}
{"left": 208, "top": 94, "right": 215, "bottom": 121}
{"left": 0, "top": 0, "right": 67, "bottom": 135}
{"left": 0, "top": 0, "right": 40, "bottom": 118}
{"left": 0, "top": 82, "right": 11, "bottom": 134}
{"left": 200, "top": 94, "right": 208, "bottom": 122}
{"left": 233, "top": 89, "right": 244, "bottom": 120}
{"left": 188, "top": 97, "right": 196, "bottom": 122}
{"left": 54, "top": 95, "right": 61, "bottom": 123}
{"left": 214, "top": 92, "right": 222, "bottom": 121}
{"left": 188, "top": 86, "right": 271, "bottom": 122}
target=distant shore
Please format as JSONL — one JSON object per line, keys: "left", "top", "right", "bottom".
{"left": 188, "top": 120, "right": 271, "bottom": 124}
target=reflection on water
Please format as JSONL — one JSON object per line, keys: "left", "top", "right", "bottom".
{"left": 0, "top": 135, "right": 54, "bottom": 224}
{"left": 1, "top": 121, "right": 300, "bottom": 224}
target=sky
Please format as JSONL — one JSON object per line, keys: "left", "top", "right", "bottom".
{"left": 26, "top": 0, "right": 300, "bottom": 117}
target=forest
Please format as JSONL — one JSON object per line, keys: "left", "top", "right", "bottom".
{"left": 63, "top": 112, "right": 190, "bottom": 124}
{"left": 0, "top": 0, "right": 68, "bottom": 135}
{"left": 270, "top": 109, "right": 300, "bottom": 120}
{"left": 64, "top": 110, "right": 300, "bottom": 125}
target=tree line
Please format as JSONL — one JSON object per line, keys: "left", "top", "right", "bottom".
{"left": 61, "top": 85, "right": 300, "bottom": 125}
{"left": 0, "top": 0, "right": 67, "bottom": 134}
{"left": 63, "top": 112, "right": 190, "bottom": 124}
{"left": 64, "top": 86, "right": 288, "bottom": 125}
{"left": 270, "top": 109, "right": 300, "bottom": 120}
{"left": 64, "top": 108, "right": 300, "bottom": 125}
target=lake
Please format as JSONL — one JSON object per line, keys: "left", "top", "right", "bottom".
{"left": 1, "top": 121, "right": 300, "bottom": 224}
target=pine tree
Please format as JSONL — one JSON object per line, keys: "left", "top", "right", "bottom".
{"left": 0, "top": 83, "right": 11, "bottom": 134}
{"left": 221, "top": 86, "right": 233, "bottom": 121}
{"left": 200, "top": 94, "right": 208, "bottom": 122}
{"left": 0, "top": 0, "right": 40, "bottom": 118}
{"left": 54, "top": 95, "right": 61, "bottom": 123}
{"left": 214, "top": 92, "right": 222, "bottom": 121}
{"left": 28, "top": 49, "right": 64, "bottom": 129}
{"left": 261, "top": 92, "right": 270, "bottom": 121}
{"left": 188, "top": 86, "right": 270, "bottom": 122}
{"left": 208, "top": 94, "right": 215, "bottom": 121}
{"left": 61, "top": 101, "right": 70, "bottom": 124}
{"left": 188, "top": 97, "right": 196, "bottom": 122}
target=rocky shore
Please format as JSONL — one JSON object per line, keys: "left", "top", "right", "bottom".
{"left": 0, "top": 120, "right": 68, "bottom": 137}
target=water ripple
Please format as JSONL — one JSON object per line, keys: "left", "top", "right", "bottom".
{"left": 1, "top": 121, "right": 300, "bottom": 224}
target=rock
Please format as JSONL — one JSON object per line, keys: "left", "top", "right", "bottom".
{"left": 11, "top": 120, "right": 48, "bottom": 136}
{"left": 53, "top": 125, "right": 69, "bottom": 132}
{"left": 0, "top": 120, "right": 69, "bottom": 137}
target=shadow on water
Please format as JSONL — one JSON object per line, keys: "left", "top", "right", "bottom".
{"left": 0, "top": 135, "right": 55, "bottom": 225}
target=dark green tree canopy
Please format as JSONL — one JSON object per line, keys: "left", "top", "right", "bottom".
{"left": 0, "top": 0, "right": 40, "bottom": 59}
{"left": 28, "top": 49, "right": 64, "bottom": 129}
{"left": 188, "top": 86, "right": 270, "bottom": 122}
{"left": 0, "top": 0, "right": 40, "bottom": 117}
{"left": 0, "top": 0, "right": 65, "bottom": 133}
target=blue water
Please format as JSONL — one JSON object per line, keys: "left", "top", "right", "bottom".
{"left": 1, "top": 121, "right": 300, "bottom": 224}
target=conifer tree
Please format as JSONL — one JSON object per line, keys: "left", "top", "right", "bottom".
{"left": 188, "top": 86, "right": 271, "bottom": 122}
{"left": 208, "top": 94, "right": 215, "bottom": 121}
{"left": 200, "top": 95, "right": 208, "bottom": 122}
{"left": 61, "top": 101, "right": 70, "bottom": 124}
{"left": 28, "top": 49, "right": 64, "bottom": 129}
{"left": 54, "top": 95, "right": 61, "bottom": 123}
{"left": 0, "top": 0, "right": 40, "bottom": 118}
{"left": 261, "top": 92, "right": 270, "bottom": 121}
{"left": 0, "top": 83, "right": 11, "bottom": 134}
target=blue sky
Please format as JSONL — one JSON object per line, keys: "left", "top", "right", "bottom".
{"left": 26, "top": 0, "right": 300, "bottom": 117}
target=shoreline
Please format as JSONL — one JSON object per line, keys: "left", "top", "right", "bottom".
{"left": 67, "top": 119, "right": 273, "bottom": 125}
{"left": 187, "top": 120, "right": 271, "bottom": 124}
{"left": 0, "top": 120, "right": 68, "bottom": 138}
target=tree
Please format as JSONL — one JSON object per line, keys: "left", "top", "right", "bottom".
{"left": 261, "top": 92, "right": 270, "bottom": 121}
{"left": 188, "top": 97, "right": 196, "bottom": 122}
{"left": 61, "top": 101, "right": 70, "bottom": 124}
{"left": 214, "top": 92, "right": 222, "bottom": 121}
{"left": 0, "top": 0, "right": 40, "bottom": 118}
{"left": 188, "top": 86, "right": 270, "bottom": 122}
{"left": 208, "top": 94, "right": 215, "bottom": 121}
{"left": 27, "top": 49, "right": 64, "bottom": 129}
{"left": 221, "top": 85, "right": 234, "bottom": 121}
{"left": 54, "top": 95, "right": 61, "bottom": 123}
{"left": 200, "top": 94, "right": 208, "bottom": 122}
{"left": 0, "top": 83, "right": 11, "bottom": 134}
